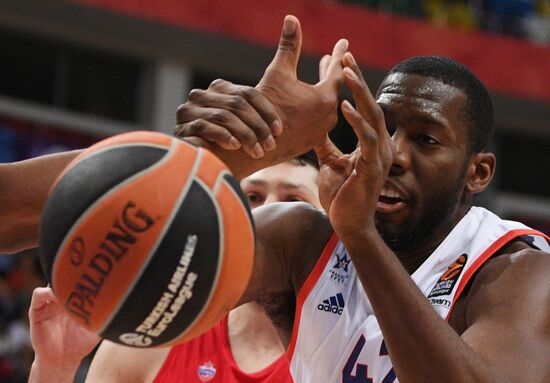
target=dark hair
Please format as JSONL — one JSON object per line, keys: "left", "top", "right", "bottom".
{"left": 294, "top": 150, "right": 319, "bottom": 170}
{"left": 385, "top": 56, "right": 494, "bottom": 153}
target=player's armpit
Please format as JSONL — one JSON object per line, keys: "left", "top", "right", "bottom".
{"left": 237, "top": 202, "right": 332, "bottom": 306}
{"left": 460, "top": 249, "right": 550, "bottom": 382}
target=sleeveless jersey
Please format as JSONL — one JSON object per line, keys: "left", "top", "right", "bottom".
{"left": 287, "top": 206, "right": 549, "bottom": 383}
{"left": 154, "top": 315, "right": 293, "bottom": 383}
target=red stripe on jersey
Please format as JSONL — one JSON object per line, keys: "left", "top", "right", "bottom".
{"left": 287, "top": 233, "right": 339, "bottom": 361}
{"left": 446, "top": 229, "right": 550, "bottom": 321}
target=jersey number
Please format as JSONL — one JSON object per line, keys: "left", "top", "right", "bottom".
{"left": 342, "top": 335, "right": 396, "bottom": 383}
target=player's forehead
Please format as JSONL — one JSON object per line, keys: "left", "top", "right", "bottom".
{"left": 244, "top": 161, "right": 318, "bottom": 187}
{"left": 376, "top": 72, "right": 466, "bottom": 124}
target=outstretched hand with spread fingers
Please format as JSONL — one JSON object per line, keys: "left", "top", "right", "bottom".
{"left": 176, "top": 15, "right": 348, "bottom": 162}
{"left": 314, "top": 52, "right": 394, "bottom": 236}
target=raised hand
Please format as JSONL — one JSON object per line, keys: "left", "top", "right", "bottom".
{"left": 28, "top": 287, "right": 100, "bottom": 382}
{"left": 175, "top": 15, "right": 348, "bottom": 165}
{"left": 315, "top": 52, "right": 394, "bottom": 237}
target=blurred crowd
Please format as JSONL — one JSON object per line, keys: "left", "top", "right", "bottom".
{"left": 0, "top": 250, "right": 43, "bottom": 383}
{"left": 343, "top": 0, "right": 550, "bottom": 43}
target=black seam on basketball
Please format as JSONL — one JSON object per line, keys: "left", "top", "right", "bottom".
{"left": 50, "top": 143, "right": 171, "bottom": 191}
{"left": 96, "top": 144, "right": 204, "bottom": 335}
{"left": 41, "top": 145, "right": 170, "bottom": 284}
{"left": 165, "top": 176, "right": 225, "bottom": 344}
{"left": 48, "top": 144, "right": 176, "bottom": 290}
{"left": 101, "top": 177, "right": 221, "bottom": 347}
{"left": 221, "top": 173, "right": 255, "bottom": 233}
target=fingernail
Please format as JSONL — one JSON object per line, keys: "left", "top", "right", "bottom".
{"left": 252, "top": 143, "right": 264, "bottom": 158}
{"left": 229, "top": 136, "right": 241, "bottom": 149}
{"left": 342, "top": 39, "right": 349, "bottom": 51}
{"left": 283, "top": 16, "right": 297, "bottom": 37}
{"left": 264, "top": 135, "right": 276, "bottom": 151}
{"left": 271, "top": 120, "right": 283, "bottom": 136}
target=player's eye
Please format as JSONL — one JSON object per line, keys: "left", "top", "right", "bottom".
{"left": 245, "top": 192, "right": 264, "bottom": 206}
{"left": 419, "top": 135, "right": 438, "bottom": 145}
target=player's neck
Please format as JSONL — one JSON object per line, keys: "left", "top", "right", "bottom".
{"left": 394, "top": 205, "right": 470, "bottom": 274}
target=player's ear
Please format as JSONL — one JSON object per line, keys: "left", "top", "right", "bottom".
{"left": 465, "top": 151, "right": 495, "bottom": 194}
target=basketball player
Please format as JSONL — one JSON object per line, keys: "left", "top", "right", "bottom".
{"left": 6, "top": 14, "right": 550, "bottom": 383}
{"left": 24, "top": 155, "right": 320, "bottom": 383}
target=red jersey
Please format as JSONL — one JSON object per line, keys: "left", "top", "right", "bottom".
{"left": 153, "top": 316, "right": 293, "bottom": 383}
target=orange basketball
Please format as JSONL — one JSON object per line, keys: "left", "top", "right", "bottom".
{"left": 38, "top": 131, "right": 255, "bottom": 348}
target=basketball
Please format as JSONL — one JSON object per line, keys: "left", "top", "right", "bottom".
{"left": 38, "top": 131, "right": 255, "bottom": 348}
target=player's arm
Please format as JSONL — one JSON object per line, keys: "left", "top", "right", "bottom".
{"left": 238, "top": 202, "right": 332, "bottom": 345}
{"left": 324, "top": 52, "right": 550, "bottom": 382}
{"left": 84, "top": 340, "right": 169, "bottom": 383}
{"left": 175, "top": 15, "right": 348, "bottom": 180}
{"left": 0, "top": 150, "right": 80, "bottom": 254}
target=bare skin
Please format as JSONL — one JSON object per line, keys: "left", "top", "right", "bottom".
{"left": 13, "top": 15, "right": 550, "bottom": 383}
{"left": 175, "top": 52, "right": 550, "bottom": 383}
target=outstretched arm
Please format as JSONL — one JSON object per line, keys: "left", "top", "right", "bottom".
{"left": 0, "top": 150, "right": 80, "bottom": 254}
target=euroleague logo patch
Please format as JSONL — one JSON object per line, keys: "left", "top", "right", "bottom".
{"left": 197, "top": 361, "right": 217, "bottom": 382}
{"left": 428, "top": 253, "right": 468, "bottom": 303}
{"left": 327, "top": 251, "right": 352, "bottom": 286}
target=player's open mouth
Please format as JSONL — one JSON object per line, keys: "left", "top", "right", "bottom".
{"left": 376, "top": 182, "right": 408, "bottom": 213}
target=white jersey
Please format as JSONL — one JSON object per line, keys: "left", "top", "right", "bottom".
{"left": 287, "top": 207, "right": 549, "bottom": 383}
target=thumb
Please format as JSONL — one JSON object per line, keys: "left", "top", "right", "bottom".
{"left": 314, "top": 135, "right": 343, "bottom": 166}
{"left": 264, "top": 15, "right": 302, "bottom": 79}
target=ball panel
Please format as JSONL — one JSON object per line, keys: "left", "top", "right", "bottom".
{"left": 164, "top": 176, "right": 255, "bottom": 347}
{"left": 51, "top": 140, "right": 199, "bottom": 332}
{"left": 103, "top": 180, "right": 222, "bottom": 347}
{"left": 39, "top": 145, "right": 168, "bottom": 283}
{"left": 194, "top": 148, "right": 230, "bottom": 190}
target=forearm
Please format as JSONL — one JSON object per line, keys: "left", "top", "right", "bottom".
{"left": 28, "top": 360, "right": 79, "bottom": 383}
{"left": 0, "top": 150, "right": 80, "bottom": 253}
{"left": 340, "top": 230, "right": 499, "bottom": 383}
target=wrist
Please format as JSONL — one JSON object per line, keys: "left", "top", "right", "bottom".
{"left": 30, "top": 358, "right": 80, "bottom": 383}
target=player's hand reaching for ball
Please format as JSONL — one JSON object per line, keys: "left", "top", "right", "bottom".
{"left": 28, "top": 287, "right": 100, "bottom": 383}
{"left": 175, "top": 15, "right": 348, "bottom": 164}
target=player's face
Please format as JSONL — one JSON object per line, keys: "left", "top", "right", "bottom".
{"left": 240, "top": 161, "right": 321, "bottom": 209}
{"left": 374, "top": 73, "right": 472, "bottom": 251}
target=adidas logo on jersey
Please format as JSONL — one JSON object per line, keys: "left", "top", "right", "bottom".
{"left": 317, "top": 293, "right": 345, "bottom": 315}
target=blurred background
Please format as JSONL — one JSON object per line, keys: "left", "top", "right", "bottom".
{"left": 0, "top": 0, "right": 549, "bottom": 381}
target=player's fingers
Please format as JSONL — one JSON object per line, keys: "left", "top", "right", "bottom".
{"left": 320, "top": 38, "right": 349, "bottom": 88}
{"left": 319, "top": 55, "right": 331, "bottom": 81}
{"left": 175, "top": 121, "right": 242, "bottom": 151}
{"left": 175, "top": 113, "right": 265, "bottom": 159}
{"left": 313, "top": 135, "right": 343, "bottom": 166}
{"left": 342, "top": 65, "right": 386, "bottom": 139}
{"left": 341, "top": 100, "right": 379, "bottom": 160}
{"left": 208, "top": 80, "right": 283, "bottom": 137}
{"left": 29, "top": 287, "right": 59, "bottom": 321}
{"left": 264, "top": 15, "right": 302, "bottom": 78}
{"left": 181, "top": 86, "right": 278, "bottom": 152}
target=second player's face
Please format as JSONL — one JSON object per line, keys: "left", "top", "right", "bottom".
{"left": 240, "top": 161, "right": 321, "bottom": 209}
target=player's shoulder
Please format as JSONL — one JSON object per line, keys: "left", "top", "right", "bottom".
{"left": 253, "top": 201, "right": 331, "bottom": 242}
{"left": 464, "top": 242, "right": 550, "bottom": 323}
